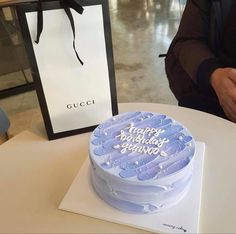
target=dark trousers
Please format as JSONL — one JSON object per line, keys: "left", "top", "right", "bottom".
{"left": 179, "top": 95, "right": 228, "bottom": 120}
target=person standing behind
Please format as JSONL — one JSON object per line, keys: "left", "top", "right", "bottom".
{"left": 165, "top": 0, "right": 236, "bottom": 122}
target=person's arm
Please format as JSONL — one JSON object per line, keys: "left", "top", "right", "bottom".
{"left": 172, "top": 0, "right": 222, "bottom": 86}
{"left": 171, "top": 0, "right": 236, "bottom": 122}
{"left": 211, "top": 68, "right": 236, "bottom": 122}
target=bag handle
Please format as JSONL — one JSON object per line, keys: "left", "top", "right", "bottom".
{"left": 35, "top": 0, "right": 84, "bottom": 65}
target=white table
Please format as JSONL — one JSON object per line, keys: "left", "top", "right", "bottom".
{"left": 0, "top": 103, "right": 236, "bottom": 233}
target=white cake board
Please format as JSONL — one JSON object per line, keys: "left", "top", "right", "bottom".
{"left": 59, "top": 142, "right": 205, "bottom": 233}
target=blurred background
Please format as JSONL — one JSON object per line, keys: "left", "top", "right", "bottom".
{"left": 0, "top": 0, "right": 186, "bottom": 138}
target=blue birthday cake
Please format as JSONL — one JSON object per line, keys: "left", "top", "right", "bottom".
{"left": 89, "top": 111, "right": 195, "bottom": 214}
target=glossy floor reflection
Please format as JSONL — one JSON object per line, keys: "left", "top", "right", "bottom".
{"left": 0, "top": 0, "right": 185, "bottom": 137}
{"left": 111, "top": 0, "right": 180, "bottom": 103}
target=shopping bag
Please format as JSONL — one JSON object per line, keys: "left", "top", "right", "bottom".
{"left": 17, "top": 0, "right": 118, "bottom": 140}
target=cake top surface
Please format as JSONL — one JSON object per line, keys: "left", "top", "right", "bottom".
{"left": 90, "top": 111, "right": 195, "bottom": 182}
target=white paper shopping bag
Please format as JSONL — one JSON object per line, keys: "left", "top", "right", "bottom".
{"left": 17, "top": 0, "right": 118, "bottom": 140}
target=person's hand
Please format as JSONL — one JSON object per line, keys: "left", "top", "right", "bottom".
{"left": 211, "top": 68, "right": 236, "bottom": 122}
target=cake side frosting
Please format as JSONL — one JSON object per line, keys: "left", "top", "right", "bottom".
{"left": 89, "top": 111, "right": 195, "bottom": 213}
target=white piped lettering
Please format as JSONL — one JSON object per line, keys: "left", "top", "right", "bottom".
{"left": 116, "top": 125, "right": 169, "bottom": 156}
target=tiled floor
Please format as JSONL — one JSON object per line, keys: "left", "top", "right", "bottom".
{"left": 0, "top": 0, "right": 185, "bottom": 137}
